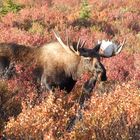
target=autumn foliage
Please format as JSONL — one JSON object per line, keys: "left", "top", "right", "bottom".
{"left": 0, "top": 0, "right": 140, "bottom": 139}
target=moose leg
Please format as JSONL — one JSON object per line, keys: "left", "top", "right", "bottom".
{"left": 83, "top": 76, "right": 97, "bottom": 94}
{"left": 66, "top": 74, "right": 98, "bottom": 132}
{"left": 32, "top": 67, "right": 43, "bottom": 94}
{"left": 0, "top": 56, "right": 18, "bottom": 80}
{"left": 80, "top": 62, "right": 107, "bottom": 106}
{"left": 79, "top": 73, "right": 98, "bottom": 107}
{"left": 3, "top": 62, "right": 16, "bottom": 79}
{"left": 0, "top": 56, "right": 10, "bottom": 78}
{"left": 96, "top": 62, "right": 107, "bottom": 81}
{"left": 41, "top": 73, "right": 53, "bottom": 94}
{"left": 95, "top": 62, "right": 108, "bottom": 94}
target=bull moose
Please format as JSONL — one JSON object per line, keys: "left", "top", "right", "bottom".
{"left": 0, "top": 31, "right": 125, "bottom": 95}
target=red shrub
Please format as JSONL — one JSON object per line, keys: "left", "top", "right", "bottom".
{"left": 102, "top": 52, "right": 135, "bottom": 81}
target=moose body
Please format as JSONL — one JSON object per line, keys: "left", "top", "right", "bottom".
{"left": 0, "top": 31, "right": 125, "bottom": 95}
{"left": 40, "top": 42, "right": 107, "bottom": 93}
{"left": 0, "top": 41, "right": 106, "bottom": 94}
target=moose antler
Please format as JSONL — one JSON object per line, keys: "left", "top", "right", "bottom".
{"left": 96, "top": 38, "right": 126, "bottom": 57}
{"left": 53, "top": 30, "right": 86, "bottom": 56}
{"left": 114, "top": 38, "right": 126, "bottom": 55}
{"left": 80, "top": 40, "right": 86, "bottom": 48}
{"left": 52, "top": 30, "right": 72, "bottom": 54}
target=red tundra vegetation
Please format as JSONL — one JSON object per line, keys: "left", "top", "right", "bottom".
{"left": 0, "top": 0, "right": 140, "bottom": 139}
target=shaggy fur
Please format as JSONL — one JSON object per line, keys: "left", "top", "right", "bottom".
{"left": 0, "top": 42, "right": 107, "bottom": 93}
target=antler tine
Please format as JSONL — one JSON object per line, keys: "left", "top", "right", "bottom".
{"left": 69, "top": 45, "right": 80, "bottom": 55}
{"left": 53, "top": 30, "right": 81, "bottom": 56}
{"left": 80, "top": 40, "right": 86, "bottom": 48}
{"left": 115, "top": 38, "right": 126, "bottom": 55}
{"left": 66, "top": 30, "right": 69, "bottom": 47}
{"left": 76, "top": 38, "right": 81, "bottom": 50}
{"left": 71, "top": 39, "right": 86, "bottom": 55}
{"left": 52, "top": 30, "right": 72, "bottom": 54}
{"left": 69, "top": 40, "right": 80, "bottom": 55}
{"left": 74, "top": 38, "right": 81, "bottom": 55}
{"left": 120, "top": 38, "right": 126, "bottom": 48}
{"left": 69, "top": 45, "right": 76, "bottom": 53}
{"left": 52, "top": 30, "right": 59, "bottom": 39}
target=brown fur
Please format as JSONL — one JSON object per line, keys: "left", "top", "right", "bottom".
{"left": 0, "top": 43, "right": 37, "bottom": 64}
{"left": 0, "top": 41, "right": 107, "bottom": 93}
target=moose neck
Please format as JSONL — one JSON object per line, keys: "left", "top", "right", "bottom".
{"left": 70, "top": 56, "right": 87, "bottom": 80}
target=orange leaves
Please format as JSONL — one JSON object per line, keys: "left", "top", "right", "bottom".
{"left": 2, "top": 80, "right": 140, "bottom": 139}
